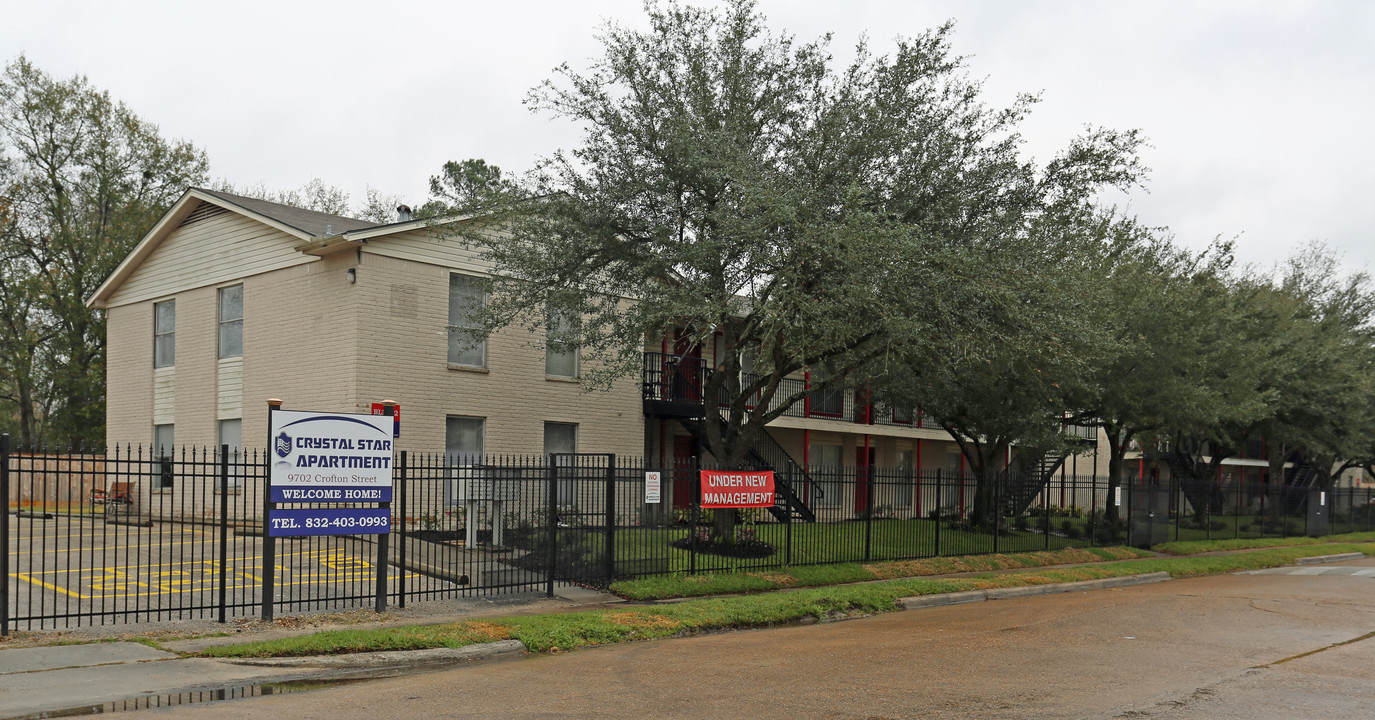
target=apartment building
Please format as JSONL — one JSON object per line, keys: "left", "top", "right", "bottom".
{"left": 89, "top": 188, "right": 1108, "bottom": 519}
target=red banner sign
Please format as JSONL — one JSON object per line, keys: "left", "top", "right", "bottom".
{"left": 700, "top": 470, "right": 776, "bottom": 508}
{"left": 370, "top": 403, "right": 400, "bottom": 438}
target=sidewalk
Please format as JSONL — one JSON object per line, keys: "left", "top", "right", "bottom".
{"left": 0, "top": 584, "right": 622, "bottom": 719}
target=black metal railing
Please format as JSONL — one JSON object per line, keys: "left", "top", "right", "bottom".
{"left": 7, "top": 436, "right": 1371, "bottom": 632}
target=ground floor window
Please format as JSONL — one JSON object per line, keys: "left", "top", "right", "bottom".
{"left": 894, "top": 449, "right": 914, "bottom": 507}
{"left": 217, "top": 419, "right": 241, "bottom": 488}
{"left": 809, "top": 443, "right": 843, "bottom": 507}
{"left": 154, "top": 424, "right": 174, "bottom": 489}
{"left": 545, "top": 422, "right": 578, "bottom": 505}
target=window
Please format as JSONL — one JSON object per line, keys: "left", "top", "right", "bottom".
{"left": 892, "top": 405, "right": 913, "bottom": 424}
{"left": 809, "top": 443, "right": 842, "bottom": 507}
{"left": 544, "top": 309, "right": 579, "bottom": 378}
{"left": 154, "top": 424, "right": 174, "bottom": 489}
{"left": 895, "top": 449, "right": 914, "bottom": 507}
{"left": 218, "top": 285, "right": 243, "bottom": 359}
{"left": 445, "top": 416, "right": 484, "bottom": 507}
{"left": 809, "top": 367, "right": 844, "bottom": 417}
{"left": 218, "top": 419, "right": 242, "bottom": 488}
{"left": 447, "top": 274, "right": 486, "bottom": 367}
{"left": 154, "top": 300, "right": 175, "bottom": 368}
{"left": 445, "top": 416, "right": 485, "bottom": 465}
{"left": 545, "top": 422, "right": 578, "bottom": 504}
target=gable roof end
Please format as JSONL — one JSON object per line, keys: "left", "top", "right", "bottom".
{"left": 85, "top": 188, "right": 380, "bottom": 309}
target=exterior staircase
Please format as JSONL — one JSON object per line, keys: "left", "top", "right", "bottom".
{"left": 1002, "top": 451, "right": 1073, "bottom": 516}
{"left": 674, "top": 414, "right": 817, "bottom": 523}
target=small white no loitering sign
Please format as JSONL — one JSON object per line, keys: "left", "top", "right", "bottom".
{"left": 1115, "top": 487, "right": 1123, "bottom": 507}
{"left": 645, "top": 471, "right": 662, "bottom": 504}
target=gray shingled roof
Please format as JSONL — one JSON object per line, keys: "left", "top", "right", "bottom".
{"left": 196, "top": 188, "right": 380, "bottom": 236}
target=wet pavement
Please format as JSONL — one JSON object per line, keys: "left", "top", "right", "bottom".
{"left": 4, "top": 557, "right": 1375, "bottom": 719}
{"left": 105, "top": 559, "right": 1375, "bottom": 720}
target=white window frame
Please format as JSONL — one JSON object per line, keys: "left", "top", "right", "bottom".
{"left": 154, "top": 424, "right": 174, "bottom": 489}
{"left": 217, "top": 419, "right": 242, "bottom": 488}
{"left": 544, "top": 308, "right": 579, "bottom": 378}
{"left": 218, "top": 285, "right": 243, "bottom": 359}
{"left": 544, "top": 422, "right": 579, "bottom": 505}
{"left": 447, "top": 273, "right": 487, "bottom": 368}
{"left": 153, "top": 300, "right": 175, "bottom": 368}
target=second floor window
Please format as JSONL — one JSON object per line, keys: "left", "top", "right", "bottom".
{"left": 218, "top": 285, "right": 243, "bottom": 358}
{"left": 448, "top": 274, "right": 486, "bottom": 367}
{"left": 545, "top": 309, "right": 579, "bottom": 378}
{"left": 154, "top": 300, "right": 175, "bottom": 368}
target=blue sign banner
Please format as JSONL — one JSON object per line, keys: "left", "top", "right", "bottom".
{"left": 268, "top": 507, "right": 391, "bottom": 537}
{"left": 270, "top": 486, "right": 391, "bottom": 503}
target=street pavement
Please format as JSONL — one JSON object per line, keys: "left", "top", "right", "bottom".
{"left": 5, "top": 558, "right": 1375, "bottom": 719}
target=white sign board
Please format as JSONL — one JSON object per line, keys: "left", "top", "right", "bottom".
{"left": 269, "top": 410, "right": 394, "bottom": 502}
{"left": 1114, "top": 486, "right": 1123, "bottom": 507}
{"left": 645, "top": 471, "right": 662, "bottom": 504}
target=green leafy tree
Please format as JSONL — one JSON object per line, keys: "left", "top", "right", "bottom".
{"left": 446, "top": 1, "right": 1142, "bottom": 540}
{"left": 0, "top": 56, "right": 208, "bottom": 446}
{"left": 1073, "top": 230, "right": 1244, "bottom": 524}
{"left": 879, "top": 212, "right": 1128, "bottom": 529}
{"left": 1251, "top": 246, "right": 1375, "bottom": 486}
{"left": 422, "top": 158, "right": 514, "bottom": 217}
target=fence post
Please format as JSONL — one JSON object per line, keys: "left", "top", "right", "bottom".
{"left": 934, "top": 469, "right": 942, "bottom": 557}
{"left": 374, "top": 401, "right": 396, "bottom": 614}
{"left": 1123, "top": 473, "right": 1132, "bottom": 547}
{"left": 545, "top": 458, "right": 558, "bottom": 597}
{"left": 689, "top": 466, "right": 699, "bottom": 577}
{"left": 785, "top": 466, "right": 793, "bottom": 566}
{"left": 604, "top": 455, "right": 617, "bottom": 581}
{"left": 992, "top": 472, "right": 1001, "bottom": 555}
{"left": 863, "top": 466, "right": 874, "bottom": 563}
{"left": 1, "top": 433, "right": 9, "bottom": 636}
{"left": 398, "top": 450, "right": 407, "bottom": 609}
{"left": 1234, "top": 475, "right": 1241, "bottom": 540}
{"left": 261, "top": 399, "right": 281, "bottom": 622}
{"left": 218, "top": 444, "right": 229, "bottom": 624}
{"left": 1043, "top": 473, "right": 1050, "bottom": 550}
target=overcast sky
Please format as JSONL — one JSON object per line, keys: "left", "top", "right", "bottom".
{"left": 4, "top": 0, "right": 1372, "bottom": 272}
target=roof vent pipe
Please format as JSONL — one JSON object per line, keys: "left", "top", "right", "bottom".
{"left": 396, "top": 204, "right": 412, "bottom": 222}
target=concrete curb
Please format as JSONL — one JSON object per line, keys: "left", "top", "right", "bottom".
{"left": 897, "top": 572, "right": 1170, "bottom": 610}
{"left": 221, "top": 639, "right": 527, "bottom": 668}
{"left": 1295, "top": 552, "right": 1364, "bottom": 565}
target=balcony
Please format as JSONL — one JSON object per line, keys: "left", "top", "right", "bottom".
{"left": 642, "top": 352, "right": 929, "bottom": 428}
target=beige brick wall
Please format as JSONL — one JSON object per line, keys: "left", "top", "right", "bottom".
{"left": 172, "top": 285, "right": 218, "bottom": 449}
{"left": 352, "top": 251, "right": 645, "bottom": 457}
{"left": 105, "top": 303, "right": 153, "bottom": 449}
{"left": 240, "top": 252, "right": 360, "bottom": 447}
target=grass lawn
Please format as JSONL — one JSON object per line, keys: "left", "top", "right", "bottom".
{"left": 600, "top": 517, "right": 1103, "bottom": 576}
{"left": 1154, "top": 530, "right": 1375, "bottom": 555}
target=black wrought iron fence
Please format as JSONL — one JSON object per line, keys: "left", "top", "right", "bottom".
{"left": 7, "top": 436, "right": 1374, "bottom": 633}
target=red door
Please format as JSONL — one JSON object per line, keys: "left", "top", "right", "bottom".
{"left": 855, "top": 447, "right": 875, "bottom": 514}
{"left": 672, "top": 435, "right": 696, "bottom": 509}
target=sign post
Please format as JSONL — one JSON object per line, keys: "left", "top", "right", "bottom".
{"left": 261, "top": 399, "right": 281, "bottom": 621}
